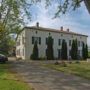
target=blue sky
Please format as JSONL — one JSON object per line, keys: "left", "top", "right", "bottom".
{"left": 27, "top": 1, "right": 90, "bottom": 46}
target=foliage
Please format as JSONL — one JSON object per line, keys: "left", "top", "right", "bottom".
{"left": 82, "top": 43, "right": 88, "bottom": 60}
{"left": 31, "top": 41, "right": 39, "bottom": 60}
{"left": 85, "top": 44, "right": 88, "bottom": 59}
{"left": 54, "top": 61, "right": 67, "bottom": 67}
{"left": 82, "top": 42, "right": 86, "bottom": 59}
{"left": 0, "top": 35, "right": 15, "bottom": 55}
{"left": 61, "top": 39, "right": 67, "bottom": 60}
{"left": 71, "top": 39, "right": 78, "bottom": 60}
{"left": 45, "top": 0, "right": 90, "bottom": 18}
{"left": 46, "top": 36, "right": 54, "bottom": 60}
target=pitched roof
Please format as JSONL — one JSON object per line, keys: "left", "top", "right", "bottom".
{"left": 24, "top": 26, "right": 88, "bottom": 37}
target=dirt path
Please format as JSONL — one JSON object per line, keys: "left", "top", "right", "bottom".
{"left": 9, "top": 59, "right": 90, "bottom": 90}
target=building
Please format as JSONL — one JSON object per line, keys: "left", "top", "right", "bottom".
{"left": 16, "top": 22, "right": 88, "bottom": 60}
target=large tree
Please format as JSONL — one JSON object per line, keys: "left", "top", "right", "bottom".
{"left": 0, "top": 0, "right": 32, "bottom": 39}
{"left": 46, "top": 36, "right": 54, "bottom": 60}
{"left": 61, "top": 39, "right": 67, "bottom": 60}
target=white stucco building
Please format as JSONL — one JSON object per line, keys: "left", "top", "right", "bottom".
{"left": 16, "top": 22, "right": 88, "bottom": 60}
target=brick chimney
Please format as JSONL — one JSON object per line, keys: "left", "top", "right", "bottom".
{"left": 61, "top": 26, "right": 63, "bottom": 31}
{"left": 36, "top": 22, "right": 39, "bottom": 27}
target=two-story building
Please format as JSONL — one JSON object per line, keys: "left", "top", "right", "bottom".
{"left": 16, "top": 22, "right": 88, "bottom": 60}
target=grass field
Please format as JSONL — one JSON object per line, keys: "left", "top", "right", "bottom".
{"left": 0, "top": 63, "right": 33, "bottom": 90}
{"left": 43, "top": 61, "right": 90, "bottom": 79}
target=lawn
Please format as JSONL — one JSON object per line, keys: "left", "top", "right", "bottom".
{"left": 43, "top": 61, "right": 90, "bottom": 79}
{"left": 0, "top": 63, "right": 33, "bottom": 90}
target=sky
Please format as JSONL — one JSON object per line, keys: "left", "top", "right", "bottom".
{"left": 27, "top": 1, "right": 90, "bottom": 47}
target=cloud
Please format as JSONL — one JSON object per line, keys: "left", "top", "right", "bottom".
{"left": 27, "top": 1, "right": 90, "bottom": 46}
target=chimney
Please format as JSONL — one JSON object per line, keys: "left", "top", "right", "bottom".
{"left": 61, "top": 26, "right": 63, "bottom": 31}
{"left": 67, "top": 28, "right": 69, "bottom": 32}
{"left": 36, "top": 22, "right": 39, "bottom": 27}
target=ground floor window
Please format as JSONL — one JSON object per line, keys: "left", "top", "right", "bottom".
{"left": 58, "top": 49, "right": 61, "bottom": 59}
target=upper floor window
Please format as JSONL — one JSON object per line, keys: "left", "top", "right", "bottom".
{"left": 22, "top": 37, "right": 24, "bottom": 44}
{"left": 16, "top": 39, "right": 20, "bottom": 46}
{"left": 32, "top": 36, "right": 41, "bottom": 45}
{"left": 35, "top": 31, "right": 38, "bottom": 34}
{"left": 32, "top": 37, "right": 34, "bottom": 44}
{"left": 61, "top": 34, "right": 63, "bottom": 36}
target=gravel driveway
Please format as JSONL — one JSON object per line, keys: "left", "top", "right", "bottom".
{"left": 9, "top": 59, "right": 90, "bottom": 90}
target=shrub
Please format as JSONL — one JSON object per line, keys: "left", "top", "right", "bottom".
{"left": 31, "top": 41, "right": 39, "bottom": 60}
{"left": 54, "top": 61, "right": 60, "bottom": 65}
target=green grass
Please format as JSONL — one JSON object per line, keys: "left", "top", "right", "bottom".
{"left": 43, "top": 61, "right": 90, "bottom": 79}
{"left": 0, "top": 63, "right": 33, "bottom": 90}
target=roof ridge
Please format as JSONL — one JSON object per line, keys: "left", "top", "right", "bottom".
{"left": 24, "top": 26, "right": 88, "bottom": 37}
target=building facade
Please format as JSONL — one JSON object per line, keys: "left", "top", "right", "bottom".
{"left": 16, "top": 23, "right": 88, "bottom": 60}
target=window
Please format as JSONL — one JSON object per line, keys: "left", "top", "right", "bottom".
{"left": 46, "top": 49, "right": 48, "bottom": 57}
{"left": 23, "top": 48, "right": 24, "bottom": 56}
{"left": 58, "top": 39, "right": 61, "bottom": 45}
{"left": 69, "top": 50, "right": 71, "bottom": 56}
{"left": 58, "top": 49, "right": 61, "bottom": 59}
{"left": 16, "top": 40, "right": 20, "bottom": 46}
{"left": 52, "top": 38, "right": 54, "bottom": 44}
{"left": 32, "top": 37, "right": 34, "bottom": 44}
{"left": 69, "top": 40, "right": 71, "bottom": 46}
{"left": 36, "top": 31, "right": 38, "bottom": 34}
{"left": 39, "top": 37, "right": 41, "bottom": 44}
{"left": 78, "top": 41, "right": 80, "bottom": 47}
{"left": 22, "top": 37, "right": 24, "bottom": 44}
{"left": 49, "top": 32, "right": 51, "bottom": 35}
{"left": 81, "top": 41, "right": 84, "bottom": 46}
{"left": 46, "top": 38, "right": 48, "bottom": 44}
{"left": 32, "top": 37, "right": 41, "bottom": 44}
{"left": 78, "top": 50, "right": 80, "bottom": 55}
{"left": 61, "top": 34, "right": 63, "bottom": 36}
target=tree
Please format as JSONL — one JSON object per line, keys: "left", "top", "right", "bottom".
{"left": 82, "top": 42, "right": 88, "bottom": 60}
{"left": 31, "top": 41, "right": 39, "bottom": 60}
{"left": 0, "top": 0, "right": 33, "bottom": 39}
{"left": 0, "top": 35, "right": 15, "bottom": 55}
{"left": 45, "top": 0, "right": 90, "bottom": 18}
{"left": 85, "top": 44, "right": 88, "bottom": 59}
{"left": 84, "top": 0, "right": 90, "bottom": 14}
{"left": 71, "top": 39, "right": 78, "bottom": 60}
{"left": 82, "top": 42, "right": 86, "bottom": 59}
{"left": 46, "top": 36, "right": 54, "bottom": 60}
{"left": 61, "top": 39, "right": 67, "bottom": 60}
